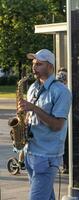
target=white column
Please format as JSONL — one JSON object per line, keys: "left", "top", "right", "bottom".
{"left": 67, "top": 0, "right": 73, "bottom": 194}
{"left": 0, "top": 188, "right": 1, "bottom": 200}
{"left": 56, "top": 32, "right": 67, "bottom": 73}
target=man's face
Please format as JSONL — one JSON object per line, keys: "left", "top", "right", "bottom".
{"left": 32, "top": 59, "right": 52, "bottom": 80}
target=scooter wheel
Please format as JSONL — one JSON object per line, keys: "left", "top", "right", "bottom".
{"left": 7, "top": 157, "right": 20, "bottom": 175}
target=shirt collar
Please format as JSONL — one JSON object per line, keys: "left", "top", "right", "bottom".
{"left": 43, "top": 74, "right": 56, "bottom": 90}
{"left": 35, "top": 74, "right": 56, "bottom": 90}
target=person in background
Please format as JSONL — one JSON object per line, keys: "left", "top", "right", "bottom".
{"left": 56, "top": 67, "right": 69, "bottom": 173}
{"left": 56, "top": 68, "right": 67, "bottom": 85}
{"left": 18, "top": 150, "right": 25, "bottom": 169}
{"left": 18, "top": 49, "right": 71, "bottom": 200}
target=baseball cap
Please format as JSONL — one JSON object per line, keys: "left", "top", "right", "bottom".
{"left": 27, "top": 49, "right": 55, "bottom": 66}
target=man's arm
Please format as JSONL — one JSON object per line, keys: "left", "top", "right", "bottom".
{"left": 32, "top": 103, "right": 65, "bottom": 131}
{"left": 18, "top": 100, "right": 65, "bottom": 132}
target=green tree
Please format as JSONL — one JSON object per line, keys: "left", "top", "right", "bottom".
{"left": 0, "top": 0, "right": 66, "bottom": 78}
{"left": 47, "top": 0, "right": 66, "bottom": 22}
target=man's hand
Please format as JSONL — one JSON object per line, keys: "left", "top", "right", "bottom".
{"left": 18, "top": 99, "right": 34, "bottom": 112}
{"left": 18, "top": 99, "right": 65, "bottom": 131}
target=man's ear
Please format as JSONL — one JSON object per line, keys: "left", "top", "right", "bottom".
{"left": 48, "top": 63, "right": 54, "bottom": 73}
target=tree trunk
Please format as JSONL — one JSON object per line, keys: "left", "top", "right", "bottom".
{"left": 18, "top": 60, "right": 22, "bottom": 80}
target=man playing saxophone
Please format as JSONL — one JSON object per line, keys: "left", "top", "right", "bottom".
{"left": 18, "top": 49, "right": 72, "bottom": 200}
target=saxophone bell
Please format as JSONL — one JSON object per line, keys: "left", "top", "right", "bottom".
{"left": 8, "top": 117, "right": 18, "bottom": 127}
{"left": 8, "top": 117, "right": 27, "bottom": 150}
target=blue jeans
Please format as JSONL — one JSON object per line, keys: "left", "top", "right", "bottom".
{"left": 25, "top": 153, "right": 63, "bottom": 200}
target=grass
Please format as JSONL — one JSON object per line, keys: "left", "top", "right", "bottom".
{"left": 0, "top": 85, "right": 16, "bottom": 98}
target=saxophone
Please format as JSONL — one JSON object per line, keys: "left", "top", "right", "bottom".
{"left": 8, "top": 77, "right": 33, "bottom": 150}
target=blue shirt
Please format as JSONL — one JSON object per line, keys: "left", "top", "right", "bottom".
{"left": 25, "top": 75, "right": 72, "bottom": 157}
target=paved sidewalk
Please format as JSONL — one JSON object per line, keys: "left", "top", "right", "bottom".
{"left": 0, "top": 170, "right": 69, "bottom": 200}
{"left": 0, "top": 99, "right": 16, "bottom": 110}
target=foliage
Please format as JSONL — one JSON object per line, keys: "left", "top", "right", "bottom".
{"left": 0, "top": 0, "right": 66, "bottom": 75}
{"left": 0, "top": 75, "right": 18, "bottom": 85}
{"left": 0, "top": 85, "right": 16, "bottom": 92}
{"left": 48, "top": 0, "right": 66, "bottom": 22}
{"left": 0, "top": 85, "right": 16, "bottom": 98}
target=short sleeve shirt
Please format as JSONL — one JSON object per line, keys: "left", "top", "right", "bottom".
{"left": 26, "top": 75, "right": 72, "bottom": 157}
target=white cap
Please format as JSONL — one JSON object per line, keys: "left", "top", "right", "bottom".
{"left": 27, "top": 49, "right": 55, "bottom": 66}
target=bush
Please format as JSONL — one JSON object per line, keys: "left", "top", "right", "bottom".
{"left": 0, "top": 76, "right": 8, "bottom": 85}
{"left": 0, "top": 74, "right": 35, "bottom": 86}
{"left": 0, "top": 75, "right": 18, "bottom": 85}
{"left": 7, "top": 75, "right": 18, "bottom": 85}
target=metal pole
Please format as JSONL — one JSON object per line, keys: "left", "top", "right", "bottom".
{"left": 0, "top": 188, "right": 1, "bottom": 200}
{"left": 66, "top": 0, "right": 73, "bottom": 195}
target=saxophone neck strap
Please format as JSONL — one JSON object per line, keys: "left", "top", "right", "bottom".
{"left": 34, "top": 79, "right": 58, "bottom": 104}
